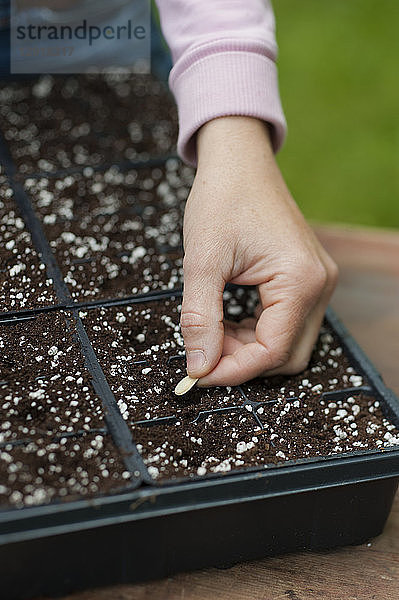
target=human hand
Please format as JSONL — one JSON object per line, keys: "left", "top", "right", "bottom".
{"left": 181, "top": 116, "right": 338, "bottom": 386}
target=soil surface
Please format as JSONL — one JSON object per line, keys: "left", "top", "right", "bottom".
{"left": 24, "top": 160, "right": 194, "bottom": 300}
{"left": 0, "top": 73, "right": 178, "bottom": 175}
{"left": 83, "top": 294, "right": 399, "bottom": 482}
{"left": 0, "top": 312, "right": 105, "bottom": 445}
{"left": 131, "top": 391, "right": 396, "bottom": 481}
{"left": 0, "top": 169, "right": 56, "bottom": 312}
{"left": 82, "top": 297, "right": 244, "bottom": 423}
{"left": 0, "top": 433, "right": 130, "bottom": 508}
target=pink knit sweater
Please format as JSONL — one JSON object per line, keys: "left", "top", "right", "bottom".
{"left": 155, "top": 0, "right": 287, "bottom": 166}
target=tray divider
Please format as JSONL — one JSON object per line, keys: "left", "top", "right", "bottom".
{"left": 8, "top": 179, "right": 71, "bottom": 304}
{"left": 71, "top": 312, "right": 152, "bottom": 486}
{"left": 70, "top": 287, "right": 183, "bottom": 311}
{"left": 0, "top": 304, "right": 67, "bottom": 322}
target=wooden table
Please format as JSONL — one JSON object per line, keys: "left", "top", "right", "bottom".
{"left": 59, "top": 225, "right": 399, "bottom": 600}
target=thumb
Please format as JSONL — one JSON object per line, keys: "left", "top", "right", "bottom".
{"left": 181, "top": 256, "right": 225, "bottom": 378}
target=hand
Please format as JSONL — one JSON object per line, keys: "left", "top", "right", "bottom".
{"left": 181, "top": 116, "right": 338, "bottom": 386}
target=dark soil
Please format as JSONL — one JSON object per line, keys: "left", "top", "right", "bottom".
{"left": 0, "top": 433, "right": 131, "bottom": 508}
{"left": 0, "top": 73, "right": 178, "bottom": 175}
{"left": 24, "top": 161, "right": 194, "bottom": 300}
{"left": 0, "top": 171, "right": 57, "bottom": 312}
{"left": 1, "top": 71, "right": 399, "bottom": 504}
{"left": 257, "top": 392, "right": 398, "bottom": 458}
{"left": 82, "top": 298, "right": 243, "bottom": 423}
{"left": 83, "top": 294, "right": 399, "bottom": 481}
{"left": 0, "top": 312, "right": 105, "bottom": 444}
{"left": 131, "top": 392, "right": 399, "bottom": 482}
{"left": 131, "top": 410, "right": 264, "bottom": 480}
{"left": 240, "top": 325, "right": 367, "bottom": 403}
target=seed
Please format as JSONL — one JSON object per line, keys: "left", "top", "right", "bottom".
{"left": 174, "top": 375, "right": 199, "bottom": 396}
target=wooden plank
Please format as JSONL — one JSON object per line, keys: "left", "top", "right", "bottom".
{"left": 315, "top": 225, "right": 399, "bottom": 397}
{"left": 58, "top": 225, "right": 399, "bottom": 600}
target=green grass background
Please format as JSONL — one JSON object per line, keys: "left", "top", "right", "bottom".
{"left": 273, "top": 0, "right": 399, "bottom": 227}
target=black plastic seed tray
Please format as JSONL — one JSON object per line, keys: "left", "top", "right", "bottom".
{"left": 1, "top": 292, "right": 399, "bottom": 600}
{"left": 1, "top": 74, "right": 399, "bottom": 599}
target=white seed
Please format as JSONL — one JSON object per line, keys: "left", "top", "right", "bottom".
{"left": 174, "top": 375, "right": 199, "bottom": 396}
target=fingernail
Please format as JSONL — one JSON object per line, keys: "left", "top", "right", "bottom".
{"left": 186, "top": 350, "right": 206, "bottom": 375}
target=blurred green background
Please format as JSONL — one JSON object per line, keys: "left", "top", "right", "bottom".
{"left": 154, "top": 0, "right": 399, "bottom": 228}
{"left": 274, "top": 0, "right": 399, "bottom": 228}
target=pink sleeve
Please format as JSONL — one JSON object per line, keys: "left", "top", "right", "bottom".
{"left": 155, "top": 0, "right": 287, "bottom": 166}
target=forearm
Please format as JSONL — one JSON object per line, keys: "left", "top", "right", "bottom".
{"left": 196, "top": 116, "right": 295, "bottom": 227}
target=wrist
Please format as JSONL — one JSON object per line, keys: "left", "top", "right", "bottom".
{"left": 196, "top": 116, "right": 273, "bottom": 168}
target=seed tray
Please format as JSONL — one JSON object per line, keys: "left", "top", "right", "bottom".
{"left": 1, "top": 148, "right": 399, "bottom": 594}
{"left": 1, "top": 286, "right": 399, "bottom": 599}
{"left": 1, "top": 72, "right": 399, "bottom": 599}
